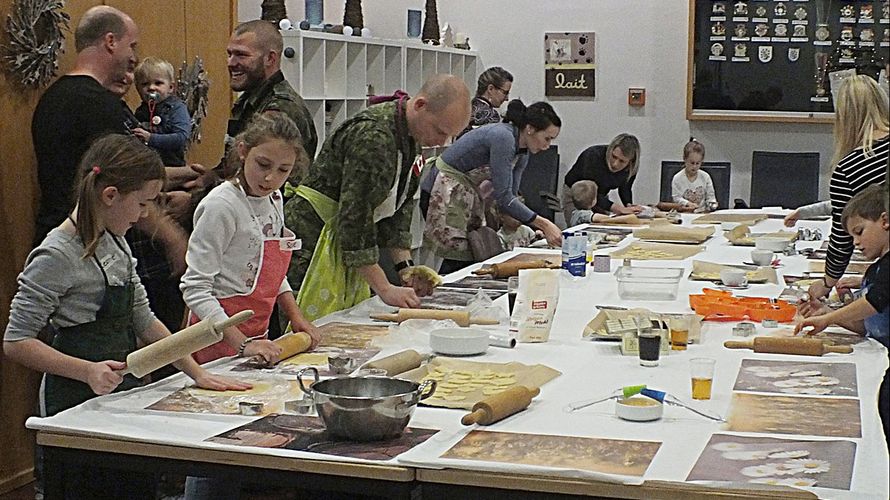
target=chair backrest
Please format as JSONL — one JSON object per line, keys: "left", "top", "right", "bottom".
{"left": 519, "top": 145, "right": 560, "bottom": 221}
{"left": 750, "top": 151, "right": 820, "bottom": 208}
{"left": 659, "top": 160, "right": 732, "bottom": 209}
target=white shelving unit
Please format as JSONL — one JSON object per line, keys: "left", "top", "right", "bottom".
{"left": 281, "top": 30, "right": 478, "bottom": 149}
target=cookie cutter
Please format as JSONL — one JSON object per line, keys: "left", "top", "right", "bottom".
{"left": 328, "top": 354, "right": 357, "bottom": 374}
{"left": 797, "top": 228, "right": 823, "bottom": 241}
{"left": 284, "top": 397, "right": 315, "bottom": 416}
{"left": 238, "top": 401, "right": 264, "bottom": 416}
{"left": 732, "top": 321, "right": 757, "bottom": 337}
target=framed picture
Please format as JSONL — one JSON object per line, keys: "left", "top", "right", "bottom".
{"left": 544, "top": 32, "right": 596, "bottom": 98}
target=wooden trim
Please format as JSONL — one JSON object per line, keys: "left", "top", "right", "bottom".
{"left": 685, "top": 0, "right": 696, "bottom": 122}
{"left": 684, "top": 0, "right": 836, "bottom": 124}
{"left": 416, "top": 469, "right": 817, "bottom": 499}
{"left": 688, "top": 111, "right": 835, "bottom": 124}
{"left": 37, "top": 432, "right": 414, "bottom": 482}
{"left": 0, "top": 467, "right": 34, "bottom": 496}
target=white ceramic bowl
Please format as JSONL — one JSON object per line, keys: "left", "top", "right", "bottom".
{"left": 751, "top": 249, "right": 774, "bottom": 266}
{"left": 615, "top": 396, "right": 663, "bottom": 421}
{"left": 720, "top": 268, "right": 748, "bottom": 287}
{"left": 755, "top": 236, "right": 789, "bottom": 252}
{"left": 429, "top": 328, "right": 489, "bottom": 356}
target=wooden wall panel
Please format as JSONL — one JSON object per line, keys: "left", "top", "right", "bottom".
{"left": 0, "top": 0, "right": 94, "bottom": 492}
{"left": 106, "top": 0, "right": 187, "bottom": 111}
{"left": 184, "top": 0, "right": 237, "bottom": 168}
{"left": 0, "top": 0, "right": 235, "bottom": 492}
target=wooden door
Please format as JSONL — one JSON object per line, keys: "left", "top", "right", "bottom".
{"left": 0, "top": 1, "right": 235, "bottom": 492}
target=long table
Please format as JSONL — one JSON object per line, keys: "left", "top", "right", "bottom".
{"left": 28, "top": 212, "right": 889, "bottom": 499}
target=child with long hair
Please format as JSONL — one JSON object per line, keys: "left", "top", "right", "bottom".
{"left": 4, "top": 134, "right": 248, "bottom": 498}
{"left": 181, "top": 113, "right": 319, "bottom": 365}
{"left": 670, "top": 139, "right": 717, "bottom": 213}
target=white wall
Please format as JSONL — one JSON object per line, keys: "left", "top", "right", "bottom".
{"left": 240, "top": 0, "right": 835, "bottom": 206}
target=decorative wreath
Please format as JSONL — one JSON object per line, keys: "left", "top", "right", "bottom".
{"left": 2, "top": 0, "right": 69, "bottom": 89}
{"left": 176, "top": 57, "right": 210, "bottom": 146}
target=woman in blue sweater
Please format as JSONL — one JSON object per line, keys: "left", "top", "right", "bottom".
{"left": 420, "top": 100, "right": 562, "bottom": 273}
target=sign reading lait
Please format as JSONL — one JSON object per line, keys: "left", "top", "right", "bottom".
{"left": 544, "top": 32, "right": 596, "bottom": 98}
{"left": 545, "top": 68, "right": 595, "bottom": 97}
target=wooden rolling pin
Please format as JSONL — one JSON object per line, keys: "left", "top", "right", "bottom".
{"left": 370, "top": 309, "right": 499, "bottom": 327}
{"left": 599, "top": 214, "right": 642, "bottom": 225}
{"left": 461, "top": 386, "right": 540, "bottom": 425}
{"left": 363, "top": 349, "right": 425, "bottom": 376}
{"left": 121, "top": 310, "right": 254, "bottom": 377}
{"left": 274, "top": 332, "right": 313, "bottom": 360}
{"left": 472, "top": 259, "right": 559, "bottom": 278}
{"left": 724, "top": 337, "right": 853, "bottom": 356}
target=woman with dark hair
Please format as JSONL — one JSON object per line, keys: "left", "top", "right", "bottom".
{"left": 562, "top": 133, "right": 643, "bottom": 221}
{"left": 420, "top": 100, "right": 563, "bottom": 273}
{"left": 459, "top": 67, "right": 514, "bottom": 136}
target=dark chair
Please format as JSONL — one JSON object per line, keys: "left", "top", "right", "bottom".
{"left": 519, "top": 145, "right": 560, "bottom": 221}
{"left": 659, "top": 160, "right": 732, "bottom": 209}
{"left": 749, "top": 151, "right": 820, "bottom": 208}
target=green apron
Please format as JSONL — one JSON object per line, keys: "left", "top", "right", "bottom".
{"left": 44, "top": 235, "right": 140, "bottom": 416}
{"left": 295, "top": 97, "right": 416, "bottom": 320}
{"left": 294, "top": 185, "right": 371, "bottom": 322}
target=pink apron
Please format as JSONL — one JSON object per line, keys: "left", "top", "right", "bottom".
{"left": 191, "top": 192, "right": 298, "bottom": 364}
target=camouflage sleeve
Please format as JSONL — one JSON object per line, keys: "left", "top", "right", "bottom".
{"left": 336, "top": 121, "right": 400, "bottom": 268}
{"left": 376, "top": 174, "right": 418, "bottom": 250}
{"left": 263, "top": 96, "right": 318, "bottom": 166}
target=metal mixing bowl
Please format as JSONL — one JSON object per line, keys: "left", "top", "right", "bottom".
{"left": 297, "top": 367, "right": 436, "bottom": 441}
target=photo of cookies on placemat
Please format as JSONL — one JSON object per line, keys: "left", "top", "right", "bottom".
{"left": 733, "top": 359, "right": 858, "bottom": 397}
{"left": 687, "top": 434, "right": 856, "bottom": 490}
{"left": 726, "top": 393, "right": 861, "bottom": 438}
{"left": 442, "top": 430, "right": 661, "bottom": 477}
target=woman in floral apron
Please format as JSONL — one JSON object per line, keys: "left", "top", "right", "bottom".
{"left": 420, "top": 100, "right": 564, "bottom": 273}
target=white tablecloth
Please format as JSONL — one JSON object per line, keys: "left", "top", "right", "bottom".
{"left": 28, "top": 212, "right": 889, "bottom": 499}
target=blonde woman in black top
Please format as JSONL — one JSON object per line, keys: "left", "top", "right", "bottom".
{"left": 562, "top": 133, "right": 643, "bottom": 221}
{"left": 806, "top": 75, "right": 889, "bottom": 303}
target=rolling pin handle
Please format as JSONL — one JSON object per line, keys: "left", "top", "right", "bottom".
{"left": 214, "top": 310, "right": 255, "bottom": 332}
{"left": 471, "top": 317, "right": 501, "bottom": 326}
{"left": 461, "top": 409, "right": 487, "bottom": 426}
{"left": 370, "top": 313, "right": 397, "bottom": 322}
{"left": 825, "top": 345, "right": 854, "bottom": 354}
{"left": 723, "top": 340, "right": 752, "bottom": 349}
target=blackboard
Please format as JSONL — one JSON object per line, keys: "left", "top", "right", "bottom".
{"left": 686, "top": 0, "right": 889, "bottom": 122}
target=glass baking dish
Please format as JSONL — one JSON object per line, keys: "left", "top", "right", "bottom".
{"left": 614, "top": 266, "right": 684, "bottom": 301}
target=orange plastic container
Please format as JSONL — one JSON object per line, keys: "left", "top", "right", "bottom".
{"left": 689, "top": 289, "right": 796, "bottom": 322}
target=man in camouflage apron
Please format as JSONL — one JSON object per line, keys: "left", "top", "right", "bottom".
{"left": 284, "top": 75, "right": 470, "bottom": 319}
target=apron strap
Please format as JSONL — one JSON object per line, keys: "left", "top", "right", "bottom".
{"left": 435, "top": 157, "right": 482, "bottom": 198}
{"left": 293, "top": 185, "right": 338, "bottom": 223}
